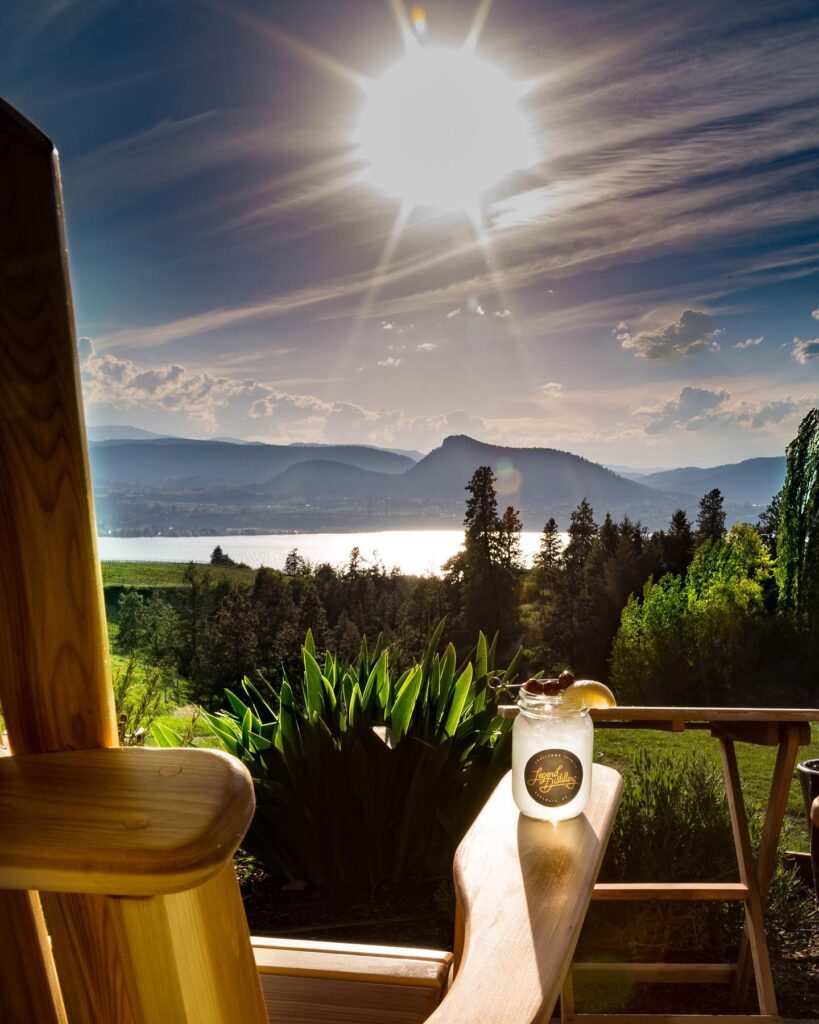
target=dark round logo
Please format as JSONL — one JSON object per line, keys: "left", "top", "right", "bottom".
{"left": 524, "top": 749, "right": 583, "bottom": 807}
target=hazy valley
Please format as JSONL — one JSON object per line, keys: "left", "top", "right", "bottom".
{"left": 89, "top": 431, "right": 784, "bottom": 536}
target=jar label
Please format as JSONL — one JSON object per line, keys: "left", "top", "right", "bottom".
{"left": 524, "top": 749, "right": 583, "bottom": 807}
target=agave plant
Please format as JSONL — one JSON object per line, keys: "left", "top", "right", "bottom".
{"left": 185, "top": 622, "right": 521, "bottom": 886}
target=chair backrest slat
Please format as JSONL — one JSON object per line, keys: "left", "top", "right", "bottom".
{"left": 0, "top": 94, "right": 127, "bottom": 1024}
{"left": 0, "top": 98, "right": 267, "bottom": 1024}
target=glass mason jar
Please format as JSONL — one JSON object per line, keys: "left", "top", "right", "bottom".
{"left": 512, "top": 688, "right": 594, "bottom": 821}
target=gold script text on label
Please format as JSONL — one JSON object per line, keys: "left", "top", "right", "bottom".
{"left": 524, "top": 749, "right": 583, "bottom": 807}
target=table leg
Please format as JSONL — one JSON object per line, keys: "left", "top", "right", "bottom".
{"left": 732, "top": 726, "right": 801, "bottom": 1009}
{"left": 561, "top": 968, "right": 575, "bottom": 1024}
{"left": 719, "top": 739, "right": 778, "bottom": 1017}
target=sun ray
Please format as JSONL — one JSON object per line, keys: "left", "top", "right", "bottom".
{"left": 342, "top": 201, "right": 411, "bottom": 361}
{"left": 387, "top": 0, "right": 422, "bottom": 52}
{"left": 464, "top": 0, "right": 495, "bottom": 53}
{"left": 206, "top": 0, "right": 368, "bottom": 91}
{"left": 224, "top": 159, "right": 364, "bottom": 233}
{"left": 467, "top": 210, "right": 541, "bottom": 393}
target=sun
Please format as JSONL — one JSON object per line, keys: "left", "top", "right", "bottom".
{"left": 355, "top": 46, "right": 535, "bottom": 214}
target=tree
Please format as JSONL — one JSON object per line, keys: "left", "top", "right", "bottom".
{"left": 696, "top": 489, "right": 726, "bottom": 545}
{"left": 544, "top": 499, "right": 598, "bottom": 672}
{"left": 756, "top": 489, "right": 781, "bottom": 556}
{"left": 178, "top": 563, "right": 212, "bottom": 689}
{"left": 210, "top": 545, "right": 235, "bottom": 567}
{"left": 496, "top": 505, "right": 523, "bottom": 571}
{"left": 777, "top": 408, "right": 819, "bottom": 632}
{"left": 284, "top": 548, "right": 305, "bottom": 575}
{"left": 141, "top": 592, "right": 180, "bottom": 672}
{"left": 612, "top": 524, "right": 775, "bottom": 705}
{"left": 599, "top": 512, "right": 618, "bottom": 557}
{"left": 200, "top": 587, "right": 259, "bottom": 706}
{"left": 464, "top": 465, "right": 499, "bottom": 561}
{"left": 252, "top": 567, "right": 297, "bottom": 672}
{"left": 564, "top": 498, "right": 598, "bottom": 568}
{"left": 536, "top": 518, "right": 562, "bottom": 574}
{"left": 662, "top": 508, "right": 694, "bottom": 576}
{"left": 445, "top": 466, "right": 520, "bottom": 643}
{"left": 298, "top": 581, "right": 328, "bottom": 651}
{"left": 117, "top": 590, "right": 147, "bottom": 655}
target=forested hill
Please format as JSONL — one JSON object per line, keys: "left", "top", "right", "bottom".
{"left": 403, "top": 435, "right": 656, "bottom": 504}
{"left": 89, "top": 438, "right": 416, "bottom": 484}
{"left": 638, "top": 457, "right": 785, "bottom": 505}
{"left": 90, "top": 433, "right": 691, "bottom": 533}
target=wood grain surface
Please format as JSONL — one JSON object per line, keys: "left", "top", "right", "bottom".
{"left": 426, "top": 765, "right": 622, "bottom": 1024}
{"left": 0, "top": 94, "right": 126, "bottom": 1024}
{"left": 0, "top": 98, "right": 267, "bottom": 1023}
{"left": 252, "top": 938, "right": 452, "bottom": 1024}
{"left": 0, "top": 748, "right": 255, "bottom": 895}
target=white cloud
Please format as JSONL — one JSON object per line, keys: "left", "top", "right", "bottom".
{"left": 636, "top": 386, "right": 729, "bottom": 433}
{"left": 446, "top": 308, "right": 461, "bottom": 319}
{"left": 812, "top": 309, "right": 819, "bottom": 321}
{"left": 636, "top": 385, "right": 802, "bottom": 435}
{"left": 792, "top": 337, "right": 819, "bottom": 364}
{"left": 381, "top": 321, "right": 395, "bottom": 331}
{"left": 80, "top": 341, "right": 479, "bottom": 449}
{"left": 376, "top": 356, "right": 402, "bottom": 367}
{"left": 81, "top": 339, "right": 262, "bottom": 431}
{"left": 494, "top": 308, "right": 512, "bottom": 318}
{"left": 416, "top": 342, "right": 438, "bottom": 352}
{"left": 746, "top": 399, "right": 799, "bottom": 429}
{"left": 734, "top": 336, "right": 764, "bottom": 349}
{"left": 616, "top": 310, "right": 721, "bottom": 359}
{"left": 540, "top": 382, "right": 563, "bottom": 398}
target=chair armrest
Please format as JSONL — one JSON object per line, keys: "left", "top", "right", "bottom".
{"left": 428, "top": 764, "right": 622, "bottom": 1024}
{"left": 0, "top": 747, "right": 254, "bottom": 896}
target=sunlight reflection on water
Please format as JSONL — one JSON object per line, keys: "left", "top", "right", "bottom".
{"left": 97, "top": 530, "right": 568, "bottom": 577}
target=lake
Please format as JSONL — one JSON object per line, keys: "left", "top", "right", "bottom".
{"left": 97, "top": 530, "right": 565, "bottom": 576}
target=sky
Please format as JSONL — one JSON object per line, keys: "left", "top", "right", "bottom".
{"left": 3, "top": 0, "right": 819, "bottom": 468}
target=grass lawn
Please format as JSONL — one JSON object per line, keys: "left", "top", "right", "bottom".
{"left": 101, "top": 560, "right": 256, "bottom": 588}
{"left": 596, "top": 723, "right": 819, "bottom": 853}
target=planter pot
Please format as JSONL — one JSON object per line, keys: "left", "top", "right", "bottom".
{"left": 797, "top": 758, "right": 819, "bottom": 901}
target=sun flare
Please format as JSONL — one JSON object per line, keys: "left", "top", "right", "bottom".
{"left": 356, "top": 47, "right": 535, "bottom": 213}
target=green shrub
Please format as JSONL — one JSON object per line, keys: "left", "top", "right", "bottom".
{"left": 584, "top": 750, "right": 815, "bottom": 969}
{"left": 203, "top": 622, "right": 521, "bottom": 886}
{"left": 113, "top": 660, "right": 163, "bottom": 746}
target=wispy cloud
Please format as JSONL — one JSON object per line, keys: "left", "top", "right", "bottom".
{"left": 735, "top": 336, "right": 764, "bottom": 349}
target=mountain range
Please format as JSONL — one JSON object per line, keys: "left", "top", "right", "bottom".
{"left": 632, "top": 458, "right": 785, "bottom": 505}
{"left": 88, "top": 430, "right": 784, "bottom": 535}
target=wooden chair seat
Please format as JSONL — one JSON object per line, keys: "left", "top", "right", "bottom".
{"left": 253, "top": 938, "right": 453, "bottom": 1024}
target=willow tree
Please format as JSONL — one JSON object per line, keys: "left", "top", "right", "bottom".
{"left": 776, "top": 408, "right": 819, "bottom": 631}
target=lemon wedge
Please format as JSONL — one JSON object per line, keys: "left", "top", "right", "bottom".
{"left": 567, "top": 680, "right": 617, "bottom": 709}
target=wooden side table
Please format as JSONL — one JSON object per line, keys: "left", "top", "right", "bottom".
{"left": 566, "top": 707, "right": 819, "bottom": 1024}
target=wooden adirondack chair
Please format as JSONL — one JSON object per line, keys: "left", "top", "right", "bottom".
{"left": 0, "top": 97, "right": 622, "bottom": 1024}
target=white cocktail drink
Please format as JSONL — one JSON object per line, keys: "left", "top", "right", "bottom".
{"left": 512, "top": 686, "right": 593, "bottom": 821}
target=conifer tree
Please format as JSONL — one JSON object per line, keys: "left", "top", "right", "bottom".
{"left": 497, "top": 505, "right": 524, "bottom": 570}
{"left": 662, "top": 508, "right": 694, "bottom": 575}
{"left": 537, "top": 517, "right": 562, "bottom": 573}
{"left": 696, "top": 488, "right": 726, "bottom": 544}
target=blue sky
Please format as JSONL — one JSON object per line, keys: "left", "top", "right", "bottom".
{"left": 3, "top": 0, "right": 819, "bottom": 466}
